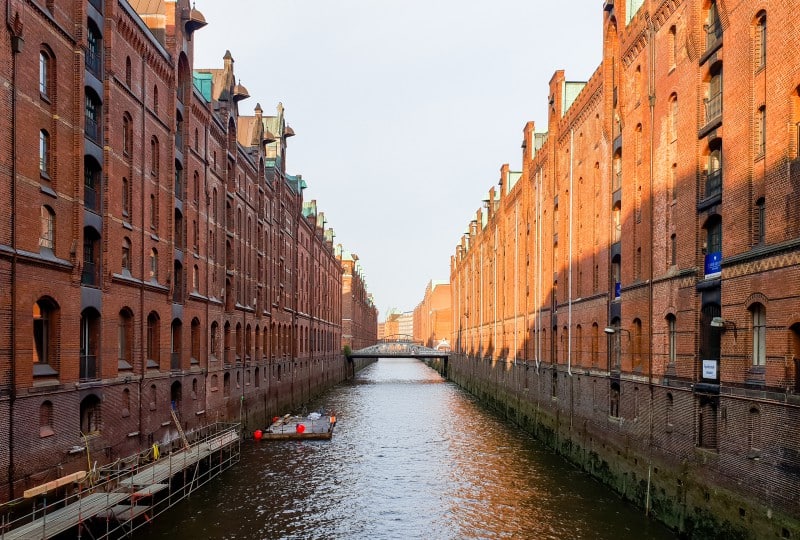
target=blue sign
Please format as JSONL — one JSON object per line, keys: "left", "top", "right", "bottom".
{"left": 614, "top": 281, "right": 621, "bottom": 299}
{"left": 704, "top": 251, "right": 721, "bottom": 278}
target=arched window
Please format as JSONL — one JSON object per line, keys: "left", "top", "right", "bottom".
{"left": 210, "top": 321, "right": 219, "bottom": 359}
{"left": 84, "top": 156, "right": 101, "bottom": 213}
{"left": 668, "top": 93, "right": 678, "bottom": 141}
{"left": 80, "top": 394, "right": 101, "bottom": 434}
{"left": 122, "top": 237, "right": 131, "bottom": 274}
{"left": 79, "top": 308, "right": 100, "bottom": 380}
{"left": 118, "top": 308, "right": 133, "bottom": 369}
{"left": 632, "top": 318, "right": 643, "bottom": 370}
{"left": 754, "top": 12, "right": 766, "bottom": 70}
{"left": 705, "top": 0, "right": 721, "bottom": 49}
{"left": 755, "top": 105, "right": 766, "bottom": 157}
{"left": 122, "top": 388, "right": 131, "bottom": 417}
{"left": 40, "top": 401, "right": 54, "bottom": 437}
{"left": 84, "top": 88, "right": 102, "bottom": 144}
{"left": 122, "top": 113, "right": 132, "bottom": 157}
{"left": 191, "top": 318, "right": 201, "bottom": 364}
{"left": 754, "top": 197, "right": 765, "bottom": 245}
{"left": 146, "top": 311, "right": 160, "bottom": 367}
{"left": 86, "top": 20, "right": 102, "bottom": 77}
{"left": 39, "top": 49, "right": 52, "bottom": 98}
{"left": 33, "top": 298, "right": 59, "bottom": 375}
{"left": 751, "top": 303, "right": 766, "bottom": 367}
{"left": 670, "top": 233, "right": 677, "bottom": 266}
{"left": 81, "top": 226, "right": 101, "bottom": 287}
{"left": 39, "top": 206, "right": 55, "bottom": 250}
{"left": 171, "top": 319, "right": 182, "bottom": 370}
{"left": 668, "top": 26, "right": 677, "bottom": 70}
{"left": 149, "top": 248, "right": 158, "bottom": 280}
{"left": 39, "top": 129, "right": 50, "bottom": 177}
{"left": 125, "top": 56, "right": 132, "bottom": 87}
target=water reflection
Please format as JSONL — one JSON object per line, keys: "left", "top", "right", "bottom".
{"left": 143, "top": 358, "right": 675, "bottom": 539}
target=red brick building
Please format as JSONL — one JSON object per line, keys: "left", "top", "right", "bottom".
{"left": 338, "top": 247, "right": 378, "bottom": 352}
{"left": 0, "top": 0, "right": 345, "bottom": 501}
{"left": 450, "top": 0, "right": 800, "bottom": 535}
{"left": 413, "top": 280, "right": 451, "bottom": 349}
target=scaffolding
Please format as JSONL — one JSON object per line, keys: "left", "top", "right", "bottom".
{"left": 0, "top": 422, "right": 240, "bottom": 539}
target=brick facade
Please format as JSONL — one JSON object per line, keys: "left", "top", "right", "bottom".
{"left": 338, "top": 248, "right": 378, "bottom": 352}
{"left": 413, "top": 280, "right": 451, "bottom": 349}
{"left": 0, "top": 0, "right": 348, "bottom": 501}
{"left": 450, "top": 0, "right": 800, "bottom": 536}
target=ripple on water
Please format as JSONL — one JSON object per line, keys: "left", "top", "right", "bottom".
{"left": 140, "top": 359, "right": 676, "bottom": 540}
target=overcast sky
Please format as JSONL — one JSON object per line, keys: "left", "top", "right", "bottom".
{"left": 194, "top": 0, "right": 602, "bottom": 320}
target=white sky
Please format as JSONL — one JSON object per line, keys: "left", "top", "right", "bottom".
{"left": 193, "top": 0, "right": 602, "bottom": 320}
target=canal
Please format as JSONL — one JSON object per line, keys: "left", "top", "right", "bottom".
{"left": 141, "top": 358, "right": 676, "bottom": 539}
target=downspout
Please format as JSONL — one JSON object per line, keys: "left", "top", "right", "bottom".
{"left": 646, "top": 14, "right": 657, "bottom": 517}
{"left": 568, "top": 129, "right": 574, "bottom": 377}
{"left": 514, "top": 203, "right": 518, "bottom": 366}
{"left": 536, "top": 167, "right": 543, "bottom": 372}
{"left": 204, "top": 117, "right": 210, "bottom": 422}
{"left": 138, "top": 54, "right": 147, "bottom": 442}
{"left": 7, "top": 1, "right": 21, "bottom": 498}
{"left": 493, "top": 224, "right": 497, "bottom": 361}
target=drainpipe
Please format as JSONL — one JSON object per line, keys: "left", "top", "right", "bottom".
{"left": 536, "top": 167, "right": 543, "bottom": 372}
{"left": 7, "top": 1, "right": 22, "bottom": 499}
{"left": 646, "top": 13, "right": 656, "bottom": 516}
{"left": 493, "top": 224, "right": 497, "bottom": 361}
{"left": 138, "top": 54, "right": 147, "bottom": 443}
{"left": 568, "top": 129, "right": 574, "bottom": 377}
{"left": 514, "top": 202, "right": 518, "bottom": 366}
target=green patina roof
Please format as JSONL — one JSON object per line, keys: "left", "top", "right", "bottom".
{"left": 193, "top": 72, "right": 213, "bottom": 102}
{"left": 562, "top": 81, "right": 587, "bottom": 117}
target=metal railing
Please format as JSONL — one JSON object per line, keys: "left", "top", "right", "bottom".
{"left": 80, "top": 354, "right": 97, "bottom": 380}
{"left": 84, "top": 184, "right": 99, "bottom": 212}
{"left": 81, "top": 261, "right": 99, "bottom": 286}
{"left": 85, "top": 116, "right": 101, "bottom": 144}
{"left": 85, "top": 48, "right": 101, "bottom": 77}
{"left": 705, "top": 22, "right": 722, "bottom": 50}
{"left": 705, "top": 169, "right": 722, "bottom": 199}
{"left": 704, "top": 92, "right": 722, "bottom": 124}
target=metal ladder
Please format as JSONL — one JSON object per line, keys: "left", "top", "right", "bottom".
{"left": 170, "top": 407, "right": 191, "bottom": 450}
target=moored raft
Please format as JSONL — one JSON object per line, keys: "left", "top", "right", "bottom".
{"left": 255, "top": 412, "right": 336, "bottom": 441}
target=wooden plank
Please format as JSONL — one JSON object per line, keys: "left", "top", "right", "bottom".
{"left": 23, "top": 471, "right": 87, "bottom": 498}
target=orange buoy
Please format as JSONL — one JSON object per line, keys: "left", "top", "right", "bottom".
{"left": 296, "top": 424, "right": 306, "bottom": 434}
{"left": 254, "top": 429, "right": 263, "bottom": 441}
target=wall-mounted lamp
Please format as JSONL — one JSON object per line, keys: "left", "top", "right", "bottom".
{"left": 710, "top": 317, "right": 725, "bottom": 328}
{"left": 604, "top": 327, "right": 632, "bottom": 337}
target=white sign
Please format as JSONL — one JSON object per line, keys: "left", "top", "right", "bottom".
{"left": 702, "top": 359, "right": 718, "bottom": 380}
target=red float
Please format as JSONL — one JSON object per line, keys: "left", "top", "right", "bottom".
{"left": 254, "top": 429, "right": 263, "bottom": 441}
{"left": 296, "top": 424, "right": 306, "bottom": 434}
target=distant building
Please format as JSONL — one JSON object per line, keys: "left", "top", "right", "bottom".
{"left": 338, "top": 247, "right": 378, "bottom": 351}
{"left": 413, "top": 280, "right": 452, "bottom": 349}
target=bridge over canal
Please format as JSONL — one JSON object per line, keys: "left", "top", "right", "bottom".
{"left": 348, "top": 335, "right": 450, "bottom": 360}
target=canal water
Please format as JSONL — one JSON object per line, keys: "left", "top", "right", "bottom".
{"left": 142, "top": 358, "right": 676, "bottom": 539}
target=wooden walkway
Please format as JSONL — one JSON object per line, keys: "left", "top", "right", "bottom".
{"left": 1, "top": 426, "right": 240, "bottom": 540}
{"left": 2, "top": 493, "right": 129, "bottom": 540}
